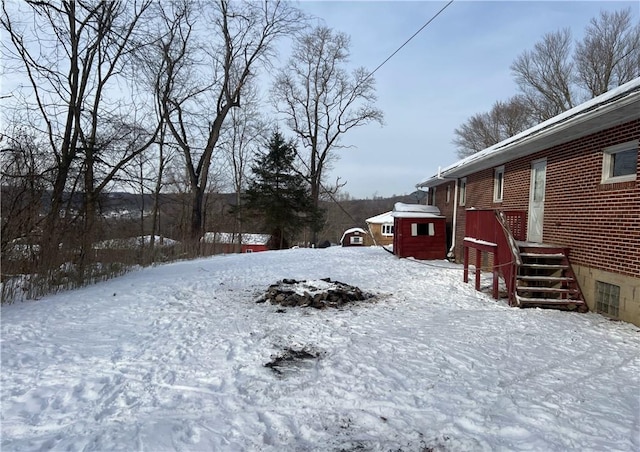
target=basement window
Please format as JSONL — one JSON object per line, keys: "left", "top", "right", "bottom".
{"left": 411, "top": 223, "right": 435, "bottom": 237}
{"left": 595, "top": 281, "right": 620, "bottom": 317}
{"left": 381, "top": 224, "right": 394, "bottom": 236}
{"left": 601, "top": 141, "right": 638, "bottom": 184}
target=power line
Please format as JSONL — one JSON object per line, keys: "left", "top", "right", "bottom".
{"left": 366, "top": 0, "right": 455, "bottom": 80}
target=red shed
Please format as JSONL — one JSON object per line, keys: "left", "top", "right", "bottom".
{"left": 392, "top": 203, "right": 447, "bottom": 260}
{"left": 340, "top": 228, "right": 368, "bottom": 247}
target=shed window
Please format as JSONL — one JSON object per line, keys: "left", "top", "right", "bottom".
{"left": 602, "top": 141, "right": 638, "bottom": 183}
{"left": 381, "top": 224, "right": 394, "bottom": 236}
{"left": 458, "top": 178, "right": 467, "bottom": 206}
{"left": 595, "top": 281, "right": 620, "bottom": 317}
{"left": 493, "top": 166, "right": 504, "bottom": 202}
{"left": 411, "top": 223, "right": 435, "bottom": 237}
{"left": 350, "top": 236, "right": 363, "bottom": 245}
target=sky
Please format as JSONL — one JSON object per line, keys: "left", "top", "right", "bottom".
{"left": 2, "top": 246, "right": 639, "bottom": 450}
{"left": 284, "top": 1, "right": 640, "bottom": 199}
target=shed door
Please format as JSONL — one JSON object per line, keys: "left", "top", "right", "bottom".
{"left": 527, "top": 159, "right": 547, "bottom": 243}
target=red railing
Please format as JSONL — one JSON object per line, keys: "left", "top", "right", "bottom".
{"left": 464, "top": 209, "right": 526, "bottom": 305}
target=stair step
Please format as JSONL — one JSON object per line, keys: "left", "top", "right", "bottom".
{"left": 517, "top": 275, "right": 574, "bottom": 282}
{"left": 520, "top": 253, "right": 566, "bottom": 259}
{"left": 516, "top": 296, "right": 586, "bottom": 305}
{"left": 516, "top": 286, "right": 578, "bottom": 294}
{"left": 520, "top": 263, "right": 568, "bottom": 270}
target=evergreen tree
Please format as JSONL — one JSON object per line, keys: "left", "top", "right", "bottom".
{"left": 243, "top": 131, "right": 314, "bottom": 249}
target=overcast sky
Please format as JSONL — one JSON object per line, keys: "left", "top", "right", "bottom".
{"left": 283, "top": 0, "right": 639, "bottom": 199}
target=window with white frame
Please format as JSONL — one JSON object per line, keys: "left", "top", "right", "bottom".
{"left": 493, "top": 166, "right": 504, "bottom": 202}
{"left": 601, "top": 140, "right": 638, "bottom": 183}
{"left": 411, "top": 223, "right": 435, "bottom": 236}
{"left": 350, "top": 236, "right": 363, "bottom": 245}
{"left": 595, "top": 281, "right": 620, "bottom": 317}
{"left": 381, "top": 224, "right": 394, "bottom": 236}
{"left": 446, "top": 184, "right": 451, "bottom": 204}
{"left": 458, "top": 178, "right": 467, "bottom": 206}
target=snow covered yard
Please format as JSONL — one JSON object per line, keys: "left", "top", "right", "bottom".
{"left": 1, "top": 247, "right": 639, "bottom": 451}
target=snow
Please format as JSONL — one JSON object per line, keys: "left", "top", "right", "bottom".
{"left": 94, "top": 235, "right": 179, "bottom": 249}
{"left": 464, "top": 237, "right": 498, "bottom": 247}
{"left": 392, "top": 203, "right": 443, "bottom": 218}
{"left": 202, "top": 232, "right": 271, "bottom": 245}
{"left": 365, "top": 211, "right": 394, "bottom": 224}
{"left": 2, "top": 247, "right": 639, "bottom": 451}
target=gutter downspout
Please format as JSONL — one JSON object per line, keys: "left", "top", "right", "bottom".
{"left": 448, "top": 180, "right": 459, "bottom": 260}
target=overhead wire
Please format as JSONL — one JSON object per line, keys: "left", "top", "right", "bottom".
{"left": 291, "top": 0, "right": 457, "bottom": 239}
{"left": 364, "top": 0, "right": 455, "bottom": 82}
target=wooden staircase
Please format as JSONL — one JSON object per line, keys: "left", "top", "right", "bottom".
{"left": 515, "top": 244, "right": 587, "bottom": 312}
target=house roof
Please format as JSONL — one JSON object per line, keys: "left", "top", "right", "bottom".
{"left": 391, "top": 203, "right": 443, "bottom": 218}
{"left": 365, "top": 211, "right": 394, "bottom": 224}
{"left": 417, "top": 77, "right": 640, "bottom": 188}
{"left": 202, "top": 232, "right": 271, "bottom": 245}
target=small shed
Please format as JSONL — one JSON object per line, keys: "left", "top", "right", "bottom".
{"left": 340, "top": 228, "right": 367, "bottom": 247}
{"left": 365, "top": 211, "right": 394, "bottom": 246}
{"left": 392, "top": 203, "right": 446, "bottom": 260}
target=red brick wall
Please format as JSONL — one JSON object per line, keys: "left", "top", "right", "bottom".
{"left": 432, "top": 119, "right": 640, "bottom": 277}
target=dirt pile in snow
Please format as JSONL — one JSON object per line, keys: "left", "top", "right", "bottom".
{"left": 256, "top": 278, "right": 374, "bottom": 309}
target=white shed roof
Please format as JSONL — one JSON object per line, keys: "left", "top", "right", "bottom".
{"left": 202, "top": 232, "right": 270, "bottom": 245}
{"left": 391, "top": 203, "right": 443, "bottom": 218}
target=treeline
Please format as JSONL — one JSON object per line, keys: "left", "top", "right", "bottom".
{"left": 0, "top": 1, "right": 383, "bottom": 301}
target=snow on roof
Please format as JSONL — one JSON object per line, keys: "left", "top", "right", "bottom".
{"left": 417, "top": 77, "right": 640, "bottom": 188}
{"left": 391, "top": 203, "right": 442, "bottom": 218}
{"left": 365, "top": 211, "right": 394, "bottom": 224}
{"left": 202, "top": 232, "right": 270, "bottom": 245}
{"left": 339, "top": 227, "right": 367, "bottom": 244}
{"left": 94, "top": 235, "right": 179, "bottom": 249}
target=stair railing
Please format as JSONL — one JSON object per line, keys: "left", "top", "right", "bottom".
{"left": 495, "top": 210, "right": 523, "bottom": 306}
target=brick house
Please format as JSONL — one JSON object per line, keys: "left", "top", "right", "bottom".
{"left": 417, "top": 78, "right": 640, "bottom": 326}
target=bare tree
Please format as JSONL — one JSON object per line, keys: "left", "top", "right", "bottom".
{"left": 271, "top": 26, "right": 384, "bottom": 244}
{"left": 511, "top": 29, "right": 576, "bottom": 121}
{"left": 575, "top": 8, "right": 640, "bottom": 97}
{"left": 155, "top": 0, "right": 305, "bottom": 246}
{"left": 453, "top": 96, "right": 534, "bottom": 158}
{"left": 1, "top": 0, "right": 158, "bottom": 280}
{"left": 219, "top": 82, "right": 267, "bottom": 251}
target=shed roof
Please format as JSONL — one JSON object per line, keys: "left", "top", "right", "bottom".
{"left": 417, "top": 77, "right": 640, "bottom": 188}
{"left": 391, "top": 203, "right": 443, "bottom": 218}
{"left": 202, "top": 232, "right": 270, "bottom": 245}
